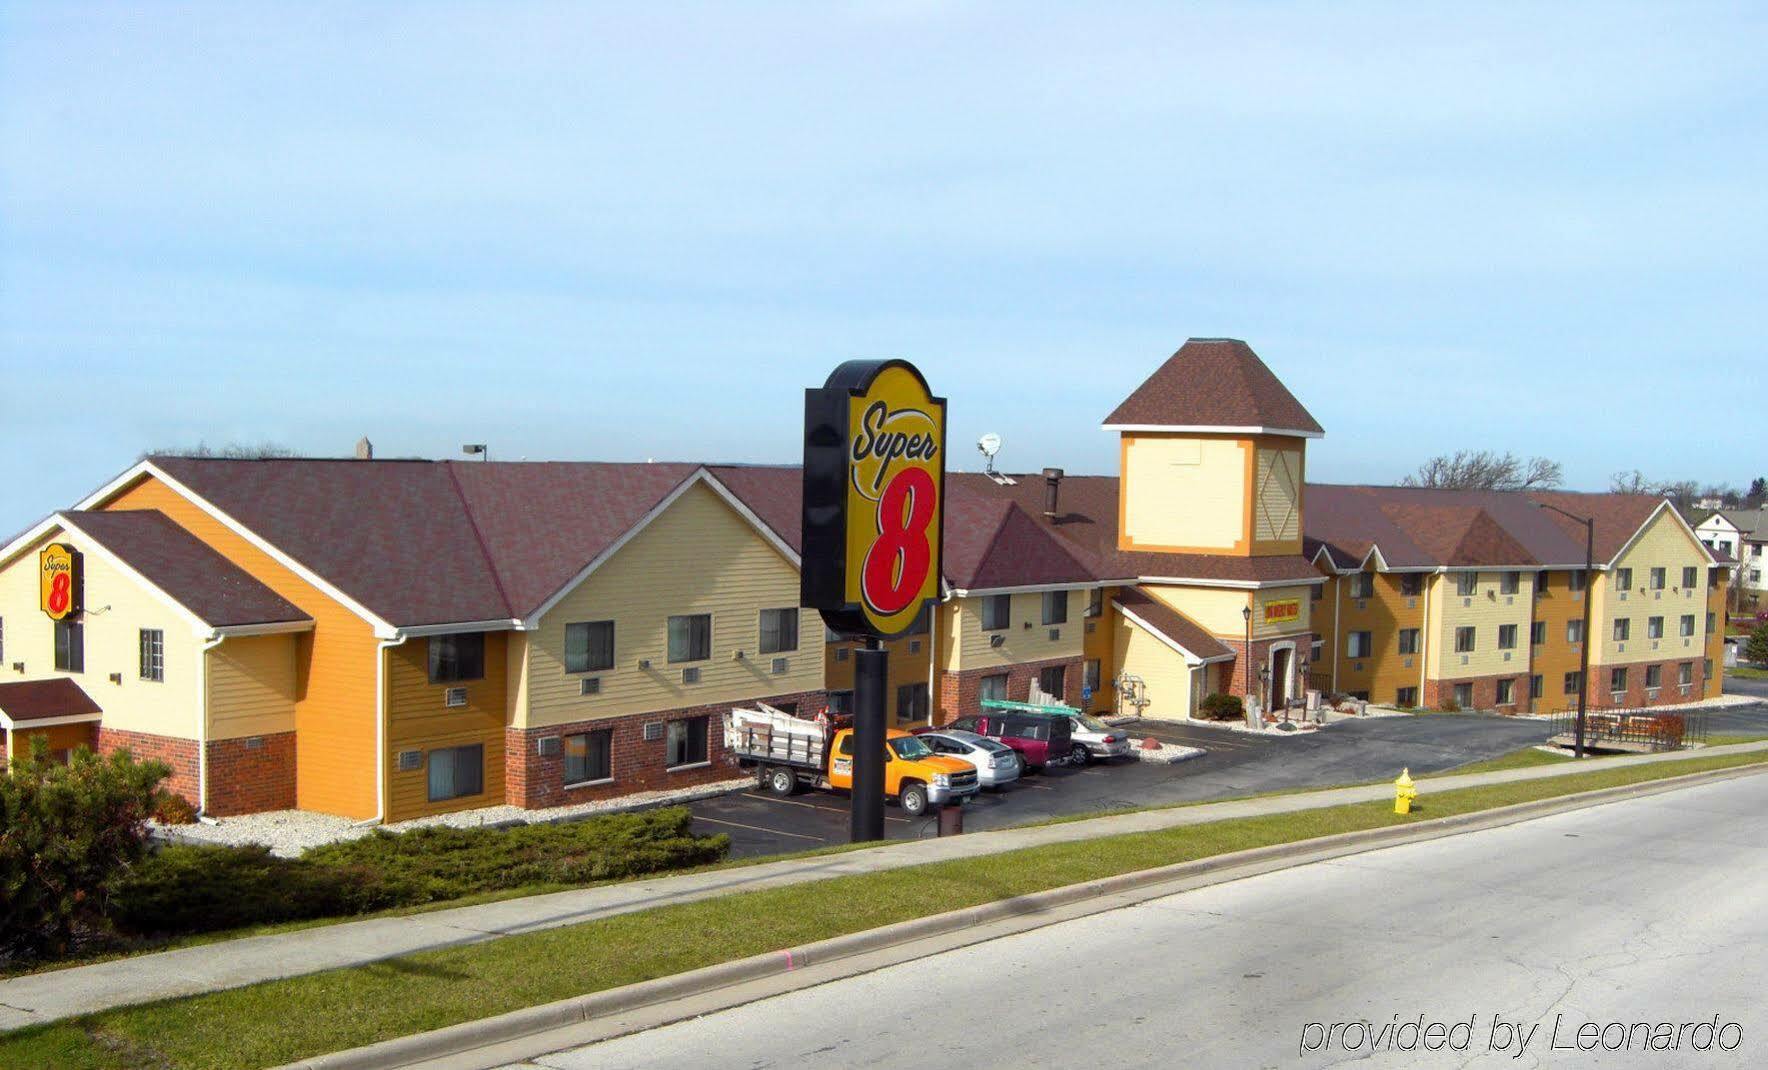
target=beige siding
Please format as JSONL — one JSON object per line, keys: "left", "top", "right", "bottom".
{"left": 206, "top": 634, "right": 298, "bottom": 740}
{"left": 1147, "top": 584, "right": 1313, "bottom": 642}
{"left": 1121, "top": 434, "right": 1247, "bottom": 551}
{"left": 522, "top": 482, "right": 822, "bottom": 730}
{"left": 1252, "top": 446, "right": 1302, "bottom": 544}
{"left": 1112, "top": 613, "right": 1197, "bottom": 719}
{"left": 1595, "top": 510, "right": 1711, "bottom": 668}
{"left": 0, "top": 528, "right": 202, "bottom": 739}
{"left": 1433, "top": 571, "right": 1536, "bottom": 681}
{"left": 944, "top": 590, "right": 1086, "bottom": 672}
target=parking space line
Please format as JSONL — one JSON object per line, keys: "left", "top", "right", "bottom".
{"left": 693, "top": 816, "right": 828, "bottom": 842}
{"left": 740, "top": 791, "right": 912, "bottom": 824}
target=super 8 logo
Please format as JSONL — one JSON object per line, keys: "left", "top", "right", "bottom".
{"left": 802, "top": 360, "right": 946, "bottom": 639}
{"left": 40, "top": 542, "right": 82, "bottom": 621}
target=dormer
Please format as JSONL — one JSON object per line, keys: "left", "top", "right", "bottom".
{"left": 1103, "top": 338, "right": 1322, "bottom": 558}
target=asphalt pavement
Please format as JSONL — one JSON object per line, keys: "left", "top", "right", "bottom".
{"left": 527, "top": 766, "right": 1768, "bottom": 1069}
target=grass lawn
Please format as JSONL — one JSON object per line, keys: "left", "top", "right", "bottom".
{"left": 1728, "top": 664, "right": 1768, "bottom": 679}
{"left": 6, "top": 749, "right": 1766, "bottom": 1070}
{"left": 1444, "top": 745, "right": 1580, "bottom": 775}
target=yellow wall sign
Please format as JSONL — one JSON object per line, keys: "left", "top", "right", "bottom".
{"left": 802, "top": 360, "right": 946, "bottom": 638}
{"left": 1263, "top": 598, "right": 1300, "bottom": 625}
{"left": 40, "top": 542, "right": 83, "bottom": 621}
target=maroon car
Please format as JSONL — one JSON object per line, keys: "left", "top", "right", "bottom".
{"left": 928, "top": 712, "right": 1073, "bottom": 772}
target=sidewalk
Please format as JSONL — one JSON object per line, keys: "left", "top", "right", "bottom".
{"left": 4, "top": 741, "right": 1764, "bottom": 1033}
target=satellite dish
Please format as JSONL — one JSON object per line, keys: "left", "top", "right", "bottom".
{"left": 977, "top": 433, "right": 1001, "bottom": 458}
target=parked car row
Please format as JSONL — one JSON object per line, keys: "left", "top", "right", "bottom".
{"left": 724, "top": 699, "right": 1137, "bottom": 818}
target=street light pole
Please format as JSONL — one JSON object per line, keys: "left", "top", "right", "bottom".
{"left": 1538, "top": 502, "right": 1595, "bottom": 759}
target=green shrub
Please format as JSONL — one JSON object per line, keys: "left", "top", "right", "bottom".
{"left": 1747, "top": 623, "right": 1768, "bottom": 666}
{"left": 152, "top": 792, "right": 198, "bottom": 825}
{"left": 1198, "top": 693, "right": 1244, "bottom": 721}
{"left": 109, "top": 806, "right": 728, "bottom": 937}
{"left": 0, "top": 740, "right": 167, "bottom": 961}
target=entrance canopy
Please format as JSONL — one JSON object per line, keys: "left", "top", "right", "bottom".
{"left": 0, "top": 678, "right": 104, "bottom": 730}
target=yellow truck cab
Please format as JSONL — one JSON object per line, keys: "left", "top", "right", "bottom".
{"left": 725, "top": 706, "right": 978, "bottom": 816}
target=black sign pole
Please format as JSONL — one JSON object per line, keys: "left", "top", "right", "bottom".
{"left": 852, "top": 637, "right": 888, "bottom": 842}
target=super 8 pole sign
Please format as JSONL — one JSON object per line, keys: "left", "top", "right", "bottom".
{"left": 40, "top": 542, "right": 83, "bottom": 621}
{"left": 802, "top": 360, "right": 946, "bottom": 638}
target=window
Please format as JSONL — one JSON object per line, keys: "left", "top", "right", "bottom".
{"left": 1679, "top": 614, "right": 1695, "bottom": 637}
{"left": 1646, "top": 616, "right": 1663, "bottom": 640}
{"left": 1456, "top": 573, "right": 1478, "bottom": 597}
{"left": 1535, "top": 571, "right": 1550, "bottom": 594}
{"left": 1311, "top": 638, "right": 1324, "bottom": 662}
{"left": 564, "top": 620, "right": 615, "bottom": 674}
{"left": 138, "top": 629, "right": 164, "bottom": 682}
{"left": 1610, "top": 667, "right": 1628, "bottom": 693}
{"left": 1683, "top": 566, "right": 1698, "bottom": 588}
{"left": 1084, "top": 589, "right": 1103, "bottom": 617}
{"left": 1037, "top": 665, "right": 1067, "bottom": 700}
{"left": 666, "top": 716, "right": 709, "bottom": 767}
{"left": 667, "top": 614, "right": 711, "bottom": 663}
{"left": 1500, "top": 572, "right": 1520, "bottom": 595}
{"left": 1348, "top": 573, "right": 1375, "bottom": 599}
{"left": 428, "top": 633, "right": 485, "bottom": 683}
{"left": 1497, "top": 624, "right": 1518, "bottom": 650}
{"left": 1705, "top": 658, "right": 1714, "bottom": 681}
{"left": 1612, "top": 618, "right": 1630, "bottom": 642}
{"left": 1645, "top": 664, "right": 1662, "bottom": 689}
{"left": 1614, "top": 568, "right": 1633, "bottom": 590}
{"left": 1566, "top": 619, "right": 1584, "bottom": 644}
{"left": 1496, "top": 679, "right": 1515, "bottom": 705}
{"left": 1564, "top": 671, "right": 1583, "bottom": 695}
{"left": 981, "top": 594, "right": 1011, "bottom": 631}
{"left": 828, "top": 690, "right": 854, "bottom": 715}
{"left": 1678, "top": 662, "right": 1694, "bottom": 686}
{"left": 978, "top": 674, "right": 1008, "bottom": 703}
{"left": 563, "top": 729, "right": 612, "bottom": 784}
{"left": 1568, "top": 571, "right": 1587, "bottom": 593}
{"left": 758, "top": 608, "right": 799, "bottom": 654}
{"left": 1531, "top": 621, "right": 1547, "bottom": 646}
{"left": 1454, "top": 626, "right": 1476, "bottom": 653}
{"left": 1347, "top": 631, "right": 1373, "bottom": 658}
{"left": 1649, "top": 567, "right": 1665, "bottom": 590}
{"left": 1311, "top": 582, "right": 1323, "bottom": 602}
{"left": 1530, "top": 675, "right": 1543, "bottom": 700}
{"left": 896, "top": 683, "right": 930, "bottom": 722}
{"left": 1083, "top": 659, "right": 1102, "bottom": 697}
{"left": 53, "top": 620, "right": 83, "bottom": 673}
{"left": 1396, "top": 686, "right": 1418, "bottom": 707}
{"left": 1752, "top": 569, "right": 1762, "bottom": 584}
{"left": 1707, "top": 612, "right": 1717, "bottom": 635}
{"left": 1400, "top": 574, "right": 1424, "bottom": 597}
{"left": 427, "top": 744, "right": 484, "bottom": 802}
{"left": 1453, "top": 683, "right": 1474, "bottom": 708}
{"left": 1398, "top": 628, "right": 1420, "bottom": 655}
{"left": 1041, "top": 590, "right": 1069, "bottom": 626}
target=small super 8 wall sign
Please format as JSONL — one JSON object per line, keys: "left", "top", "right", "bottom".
{"left": 802, "top": 360, "right": 946, "bottom": 638}
{"left": 40, "top": 542, "right": 83, "bottom": 621}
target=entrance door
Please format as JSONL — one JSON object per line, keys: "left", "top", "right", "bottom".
{"left": 1270, "top": 648, "right": 1292, "bottom": 708}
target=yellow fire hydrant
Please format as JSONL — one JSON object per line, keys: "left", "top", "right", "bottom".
{"left": 1394, "top": 768, "right": 1417, "bottom": 815}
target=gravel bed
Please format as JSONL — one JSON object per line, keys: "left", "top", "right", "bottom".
{"left": 1512, "top": 693, "right": 1758, "bottom": 720}
{"left": 152, "top": 776, "right": 754, "bottom": 858}
{"left": 1125, "top": 739, "right": 1205, "bottom": 764}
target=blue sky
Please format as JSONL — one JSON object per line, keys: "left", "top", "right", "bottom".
{"left": 3, "top": 2, "right": 1764, "bottom": 528}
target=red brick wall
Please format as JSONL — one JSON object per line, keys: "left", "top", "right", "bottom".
{"left": 98, "top": 727, "right": 200, "bottom": 803}
{"left": 506, "top": 689, "right": 829, "bottom": 810}
{"left": 205, "top": 732, "right": 297, "bottom": 816}
{"left": 933, "top": 655, "right": 1083, "bottom": 725}
{"left": 1594, "top": 658, "right": 1709, "bottom": 710}
{"left": 1216, "top": 635, "right": 1316, "bottom": 706}
{"left": 1424, "top": 673, "right": 1532, "bottom": 713}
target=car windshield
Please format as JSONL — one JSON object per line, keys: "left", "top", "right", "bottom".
{"left": 888, "top": 736, "right": 932, "bottom": 760}
{"left": 1075, "top": 715, "right": 1111, "bottom": 733}
{"left": 973, "top": 737, "right": 1012, "bottom": 755}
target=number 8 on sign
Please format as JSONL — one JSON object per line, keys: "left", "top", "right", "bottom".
{"left": 862, "top": 467, "right": 936, "bottom": 616}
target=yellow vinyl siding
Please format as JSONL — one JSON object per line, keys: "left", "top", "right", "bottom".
{"left": 102, "top": 477, "right": 379, "bottom": 818}
{"left": 825, "top": 632, "right": 933, "bottom": 722}
{"left": 1529, "top": 570, "right": 1588, "bottom": 711}
{"left": 1119, "top": 434, "right": 1249, "bottom": 552}
{"left": 1433, "top": 571, "right": 1534, "bottom": 682}
{"left": 1081, "top": 587, "right": 1115, "bottom": 713}
{"left": 1250, "top": 443, "right": 1304, "bottom": 554}
{"left": 1331, "top": 571, "right": 1428, "bottom": 703}
{"left": 1595, "top": 510, "right": 1711, "bottom": 669}
{"left": 1145, "top": 585, "right": 1312, "bottom": 642}
{"left": 944, "top": 591, "right": 1085, "bottom": 672}
{"left": 385, "top": 632, "right": 507, "bottom": 821}
{"left": 206, "top": 634, "right": 298, "bottom": 740}
{"left": 0, "top": 527, "right": 201, "bottom": 739}
{"left": 523, "top": 482, "right": 822, "bottom": 730}
{"left": 1112, "top": 612, "right": 1198, "bottom": 720}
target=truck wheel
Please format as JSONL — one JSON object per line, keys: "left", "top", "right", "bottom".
{"left": 763, "top": 766, "right": 797, "bottom": 797}
{"left": 1069, "top": 742, "right": 1091, "bottom": 766}
{"left": 899, "top": 782, "right": 929, "bottom": 816}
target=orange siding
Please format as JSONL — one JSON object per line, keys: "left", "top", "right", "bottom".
{"left": 825, "top": 630, "right": 933, "bottom": 723}
{"left": 1531, "top": 570, "right": 1589, "bottom": 712}
{"left": 103, "top": 476, "right": 380, "bottom": 818}
{"left": 1330, "top": 571, "right": 1427, "bottom": 703}
{"left": 1081, "top": 587, "right": 1115, "bottom": 714}
{"left": 385, "top": 632, "right": 508, "bottom": 821}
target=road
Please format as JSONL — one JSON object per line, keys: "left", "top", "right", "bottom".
{"left": 528, "top": 770, "right": 1768, "bottom": 1069}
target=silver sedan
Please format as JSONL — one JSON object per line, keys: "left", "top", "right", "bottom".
{"left": 918, "top": 730, "right": 1022, "bottom": 788}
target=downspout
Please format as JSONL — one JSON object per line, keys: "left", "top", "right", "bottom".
{"left": 356, "top": 633, "right": 409, "bottom": 827}
{"left": 197, "top": 634, "right": 226, "bottom": 822}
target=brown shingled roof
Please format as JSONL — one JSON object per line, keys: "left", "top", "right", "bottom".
{"left": 0, "top": 678, "right": 103, "bottom": 725}
{"left": 1113, "top": 588, "right": 1235, "bottom": 661}
{"left": 1103, "top": 339, "right": 1323, "bottom": 436}
{"left": 60, "top": 510, "right": 311, "bottom": 628}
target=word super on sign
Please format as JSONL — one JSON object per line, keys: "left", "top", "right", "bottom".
{"left": 802, "top": 360, "right": 947, "bottom": 639}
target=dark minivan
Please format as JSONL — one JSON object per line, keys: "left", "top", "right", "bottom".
{"left": 933, "top": 709, "right": 1072, "bottom": 773}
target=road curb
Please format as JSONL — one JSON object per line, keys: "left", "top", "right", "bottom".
{"left": 274, "top": 760, "right": 1766, "bottom": 1070}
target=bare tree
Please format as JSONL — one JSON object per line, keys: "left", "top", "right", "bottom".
{"left": 1401, "top": 450, "right": 1563, "bottom": 491}
{"left": 144, "top": 440, "right": 303, "bottom": 460}
{"left": 1658, "top": 479, "right": 1701, "bottom": 511}
{"left": 1609, "top": 470, "right": 1656, "bottom": 495}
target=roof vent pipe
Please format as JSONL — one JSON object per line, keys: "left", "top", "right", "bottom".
{"left": 1043, "top": 467, "right": 1064, "bottom": 518}
{"left": 355, "top": 436, "right": 374, "bottom": 461}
